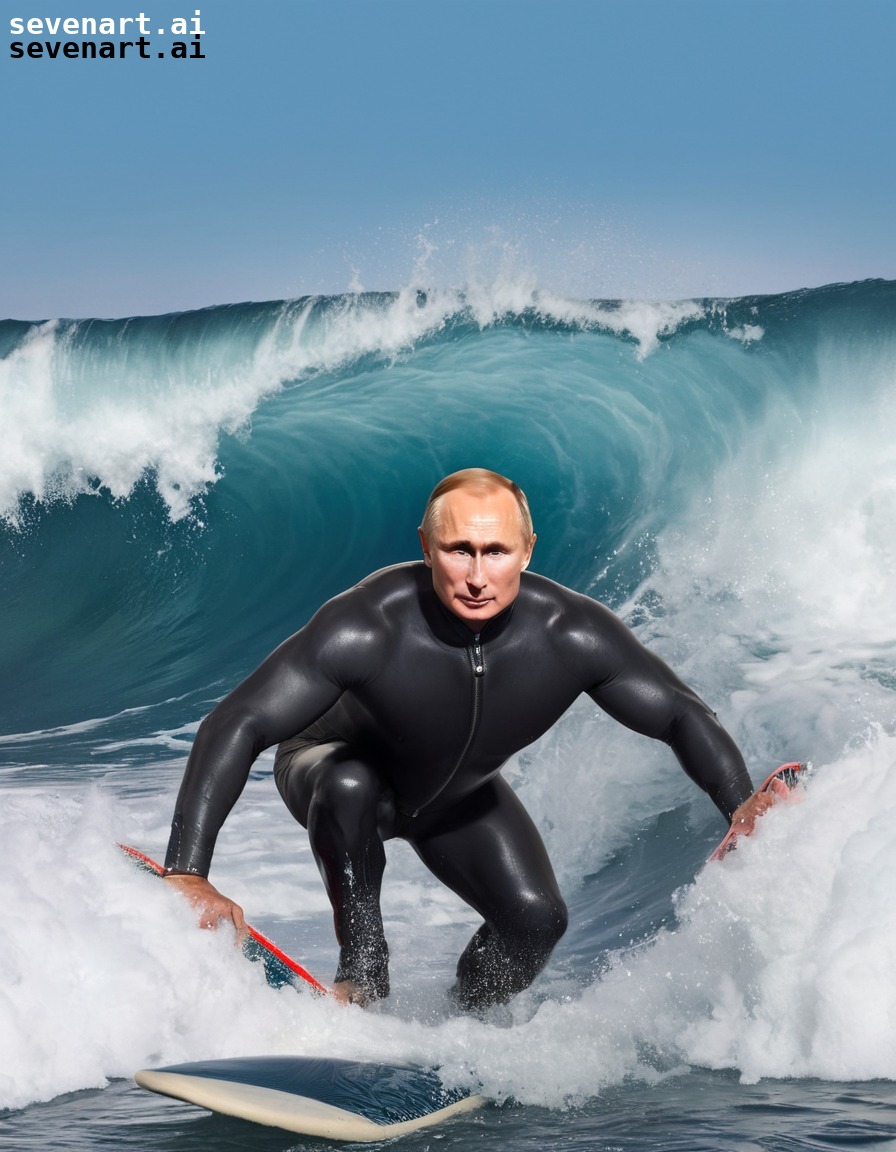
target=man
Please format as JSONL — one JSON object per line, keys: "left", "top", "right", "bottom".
{"left": 164, "top": 468, "right": 770, "bottom": 1008}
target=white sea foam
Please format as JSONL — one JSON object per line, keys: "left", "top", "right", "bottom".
{"left": 672, "top": 740, "right": 896, "bottom": 1083}
{"left": 629, "top": 334, "right": 896, "bottom": 766}
{"left": 454, "top": 737, "right": 896, "bottom": 1103}
{"left": 724, "top": 322, "right": 765, "bottom": 344}
{"left": 0, "top": 319, "right": 263, "bottom": 524}
{"left": 4, "top": 733, "right": 895, "bottom": 1111}
{"left": 0, "top": 777, "right": 472, "bottom": 1111}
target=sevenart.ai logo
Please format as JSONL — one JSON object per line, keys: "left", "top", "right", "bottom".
{"left": 9, "top": 9, "right": 207, "bottom": 60}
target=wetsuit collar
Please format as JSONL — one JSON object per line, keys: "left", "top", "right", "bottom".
{"left": 415, "top": 564, "right": 516, "bottom": 647}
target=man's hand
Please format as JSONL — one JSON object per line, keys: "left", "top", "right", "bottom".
{"left": 729, "top": 779, "right": 788, "bottom": 834}
{"left": 163, "top": 873, "right": 246, "bottom": 933}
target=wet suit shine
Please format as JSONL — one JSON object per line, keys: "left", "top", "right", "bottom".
{"left": 166, "top": 563, "right": 752, "bottom": 1006}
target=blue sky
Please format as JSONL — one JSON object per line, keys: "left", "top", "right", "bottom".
{"left": 3, "top": 0, "right": 894, "bottom": 318}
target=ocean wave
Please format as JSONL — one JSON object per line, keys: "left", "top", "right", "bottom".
{"left": 0, "top": 280, "right": 837, "bottom": 526}
{"left": 3, "top": 279, "right": 896, "bottom": 1111}
{"left": 2, "top": 279, "right": 894, "bottom": 734}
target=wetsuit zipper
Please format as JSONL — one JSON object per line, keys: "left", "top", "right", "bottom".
{"left": 443, "top": 633, "right": 485, "bottom": 794}
{"left": 408, "top": 633, "right": 485, "bottom": 817}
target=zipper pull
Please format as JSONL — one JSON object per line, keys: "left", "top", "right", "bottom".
{"left": 472, "top": 634, "right": 484, "bottom": 676}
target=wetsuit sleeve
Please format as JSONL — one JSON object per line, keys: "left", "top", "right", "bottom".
{"left": 568, "top": 598, "right": 753, "bottom": 822}
{"left": 164, "top": 592, "right": 381, "bottom": 876}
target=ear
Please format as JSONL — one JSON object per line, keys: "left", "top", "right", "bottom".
{"left": 520, "top": 533, "right": 536, "bottom": 570}
{"left": 418, "top": 527, "right": 433, "bottom": 567}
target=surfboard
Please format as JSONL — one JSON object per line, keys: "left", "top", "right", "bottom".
{"left": 709, "top": 761, "right": 809, "bottom": 861}
{"left": 124, "top": 844, "right": 484, "bottom": 1136}
{"left": 135, "top": 1055, "right": 484, "bottom": 1140}
{"left": 117, "top": 844, "right": 328, "bottom": 993}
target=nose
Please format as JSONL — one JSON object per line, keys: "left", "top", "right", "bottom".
{"left": 467, "top": 553, "right": 485, "bottom": 587}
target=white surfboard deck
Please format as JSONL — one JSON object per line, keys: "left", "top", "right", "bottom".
{"left": 135, "top": 1055, "right": 484, "bottom": 1141}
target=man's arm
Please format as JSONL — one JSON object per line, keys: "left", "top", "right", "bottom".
{"left": 164, "top": 590, "right": 380, "bottom": 881}
{"left": 570, "top": 597, "right": 753, "bottom": 822}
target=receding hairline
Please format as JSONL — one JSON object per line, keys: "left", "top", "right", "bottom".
{"left": 420, "top": 468, "right": 534, "bottom": 542}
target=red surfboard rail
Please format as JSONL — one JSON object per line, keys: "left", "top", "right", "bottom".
{"left": 709, "top": 761, "right": 809, "bottom": 862}
{"left": 117, "top": 843, "right": 329, "bottom": 994}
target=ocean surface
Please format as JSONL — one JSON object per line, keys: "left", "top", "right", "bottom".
{"left": 2, "top": 278, "right": 896, "bottom": 1151}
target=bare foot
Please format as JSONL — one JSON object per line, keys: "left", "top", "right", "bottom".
{"left": 331, "top": 980, "right": 372, "bottom": 1007}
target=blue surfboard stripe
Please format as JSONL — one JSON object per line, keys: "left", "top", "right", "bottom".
{"left": 150, "top": 1056, "right": 470, "bottom": 1126}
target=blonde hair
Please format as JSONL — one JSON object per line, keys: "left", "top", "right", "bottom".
{"left": 420, "top": 468, "right": 534, "bottom": 541}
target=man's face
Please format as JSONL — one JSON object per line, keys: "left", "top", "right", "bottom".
{"left": 419, "top": 487, "right": 536, "bottom": 630}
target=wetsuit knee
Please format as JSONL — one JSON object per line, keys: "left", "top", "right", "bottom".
{"left": 275, "top": 740, "right": 391, "bottom": 832}
{"left": 306, "top": 756, "right": 392, "bottom": 852}
{"left": 502, "top": 890, "right": 568, "bottom": 951}
{"left": 312, "top": 756, "right": 383, "bottom": 811}
{"left": 452, "top": 891, "right": 568, "bottom": 1010}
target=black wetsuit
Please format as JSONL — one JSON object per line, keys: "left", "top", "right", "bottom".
{"left": 166, "top": 562, "right": 752, "bottom": 1006}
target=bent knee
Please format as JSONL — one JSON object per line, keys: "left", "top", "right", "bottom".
{"left": 313, "top": 757, "right": 384, "bottom": 811}
{"left": 277, "top": 742, "right": 389, "bottom": 829}
{"left": 506, "top": 891, "right": 568, "bottom": 947}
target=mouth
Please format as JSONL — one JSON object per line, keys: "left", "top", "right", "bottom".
{"left": 458, "top": 596, "right": 492, "bottom": 610}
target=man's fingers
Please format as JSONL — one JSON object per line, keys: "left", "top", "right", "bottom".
{"left": 196, "top": 896, "right": 245, "bottom": 932}
{"left": 163, "top": 873, "right": 245, "bottom": 932}
{"left": 731, "top": 791, "right": 772, "bottom": 833}
{"left": 731, "top": 779, "right": 792, "bottom": 834}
